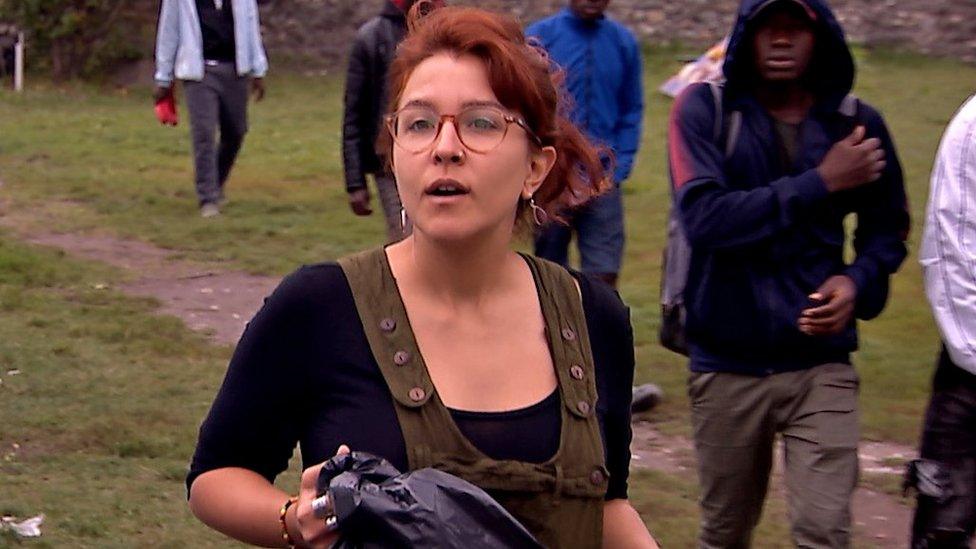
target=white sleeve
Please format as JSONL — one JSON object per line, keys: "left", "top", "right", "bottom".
{"left": 154, "top": 0, "right": 179, "bottom": 86}
{"left": 250, "top": 0, "right": 268, "bottom": 77}
{"left": 920, "top": 95, "right": 976, "bottom": 375}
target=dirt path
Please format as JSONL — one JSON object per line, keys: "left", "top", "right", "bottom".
{"left": 0, "top": 202, "right": 919, "bottom": 546}
{"left": 0, "top": 204, "right": 279, "bottom": 346}
{"left": 23, "top": 230, "right": 278, "bottom": 345}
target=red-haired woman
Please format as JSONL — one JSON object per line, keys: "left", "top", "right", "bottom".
{"left": 186, "top": 6, "right": 657, "bottom": 548}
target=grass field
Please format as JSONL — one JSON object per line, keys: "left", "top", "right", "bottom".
{"left": 1, "top": 45, "right": 975, "bottom": 546}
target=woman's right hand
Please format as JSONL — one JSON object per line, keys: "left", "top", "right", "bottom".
{"left": 289, "top": 444, "right": 351, "bottom": 548}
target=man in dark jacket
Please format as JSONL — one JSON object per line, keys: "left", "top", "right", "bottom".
{"left": 342, "top": 0, "right": 415, "bottom": 242}
{"left": 668, "top": 0, "right": 909, "bottom": 545}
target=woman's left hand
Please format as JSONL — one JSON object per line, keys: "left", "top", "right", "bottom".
{"left": 290, "top": 444, "right": 351, "bottom": 548}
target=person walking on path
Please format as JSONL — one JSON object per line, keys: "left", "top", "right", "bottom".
{"left": 343, "top": 0, "right": 437, "bottom": 242}
{"left": 527, "top": 0, "right": 659, "bottom": 415}
{"left": 667, "top": 0, "right": 909, "bottom": 545}
{"left": 526, "top": 0, "right": 643, "bottom": 290}
{"left": 154, "top": 0, "right": 268, "bottom": 218}
{"left": 908, "top": 92, "right": 976, "bottom": 549}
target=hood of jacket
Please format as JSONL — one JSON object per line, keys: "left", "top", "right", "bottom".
{"left": 722, "top": 0, "right": 855, "bottom": 107}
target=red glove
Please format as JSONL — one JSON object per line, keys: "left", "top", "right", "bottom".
{"left": 154, "top": 91, "right": 178, "bottom": 126}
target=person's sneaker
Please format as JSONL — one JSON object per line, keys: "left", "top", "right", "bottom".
{"left": 200, "top": 203, "right": 220, "bottom": 218}
{"left": 631, "top": 383, "right": 664, "bottom": 414}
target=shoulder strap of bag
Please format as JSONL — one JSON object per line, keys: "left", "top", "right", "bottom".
{"left": 839, "top": 94, "right": 859, "bottom": 118}
{"left": 706, "top": 81, "right": 742, "bottom": 160}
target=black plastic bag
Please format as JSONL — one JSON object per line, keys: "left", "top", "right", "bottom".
{"left": 316, "top": 451, "right": 543, "bottom": 548}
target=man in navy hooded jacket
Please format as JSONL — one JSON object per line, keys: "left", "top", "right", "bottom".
{"left": 668, "top": 0, "right": 909, "bottom": 546}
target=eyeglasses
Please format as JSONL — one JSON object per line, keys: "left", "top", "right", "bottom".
{"left": 386, "top": 105, "right": 543, "bottom": 154}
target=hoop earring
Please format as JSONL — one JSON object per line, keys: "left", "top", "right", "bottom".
{"left": 400, "top": 207, "right": 407, "bottom": 231}
{"left": 529, "top": 197, "right": 548, "bottom": 226}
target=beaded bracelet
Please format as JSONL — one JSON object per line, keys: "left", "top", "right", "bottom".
{"left": 278, "top": 496, "right": 299, "bottom": 548}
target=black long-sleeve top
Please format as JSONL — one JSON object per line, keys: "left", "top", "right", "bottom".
{"left": 187, "top": 262, "right": 636, "bottom": 500}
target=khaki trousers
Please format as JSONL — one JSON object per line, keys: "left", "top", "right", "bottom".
{"left": 689, "top": 363, "right": 860, "bottom": 549}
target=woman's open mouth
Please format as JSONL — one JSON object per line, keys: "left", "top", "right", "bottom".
{"left": 424, "top": 178, "right": 471, "bottom": 198}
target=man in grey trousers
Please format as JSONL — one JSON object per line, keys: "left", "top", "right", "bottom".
{"left": 154, "top": 0, "right": 268, "bottom": 218}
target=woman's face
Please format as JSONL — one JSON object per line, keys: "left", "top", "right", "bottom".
{"left": 391, "top": 52, "right": 556, "bottom": 243}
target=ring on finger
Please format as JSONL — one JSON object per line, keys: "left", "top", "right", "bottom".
{"left": 311, "top": 493, "right": 333, "bottom": 519}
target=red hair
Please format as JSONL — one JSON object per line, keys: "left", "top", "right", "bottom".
{"left": 381, "top": 6, "right": 609, "bottom": 226}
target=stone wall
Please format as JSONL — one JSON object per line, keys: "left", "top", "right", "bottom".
{"left": 258, "top": 0, "right": 976, "bottom": 68}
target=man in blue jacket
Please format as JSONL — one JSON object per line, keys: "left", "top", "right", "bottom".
{"left": 668, "top": 0, "right": 909, "bottom": 545}
{"left": 527, "top": 0, "right": 643, "bottom": 289}
{"left": 154, "top": 0, "right": 269, "bottom": 218}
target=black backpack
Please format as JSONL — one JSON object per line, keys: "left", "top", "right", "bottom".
{"left": 658, "top": 83, "right": 859, "bottom": 356}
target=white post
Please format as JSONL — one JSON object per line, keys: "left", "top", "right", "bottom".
{"left": 14, "top": 31, "right": 24, "bottom": 92}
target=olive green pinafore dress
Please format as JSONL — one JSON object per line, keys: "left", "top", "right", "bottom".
{"left": 338, "top": 248, "right": 608, "bottom": 548}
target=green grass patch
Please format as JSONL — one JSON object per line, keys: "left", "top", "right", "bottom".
{"left": 860, "top": 472, "right": 913, "bottom": 502}
{"left": 630, "top": 468, "right": 800, "bottom": 547}
{"left": 1, "top": 46, "right": 975, "bottom": 545}
{"left": 0, "top": 234, "right": 254, "bottom": 546}
{"left": 633, "top": 465, "right": 901, "bottom": 547}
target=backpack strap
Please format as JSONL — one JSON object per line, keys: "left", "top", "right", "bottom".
{"left": 706, "top": 81, "right": 741, "bottom": 160}
{"left": 834, "top": 93, "right": 863, "bottom": 137}
{"left": 838, "top": 94, "right": 859, "bottom": 118}
{"left": 709, "top": 86, "right": 859, "bottom": 160}
{"left": 707, "top": 81, "right": 723, "bottom": 143}
{"left": 725, "top": 111, "right": 742, "bottom": 160}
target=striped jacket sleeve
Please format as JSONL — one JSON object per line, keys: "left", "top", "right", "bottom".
{"left": 920, "top": 94, "right": 976, "bottom": 375}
